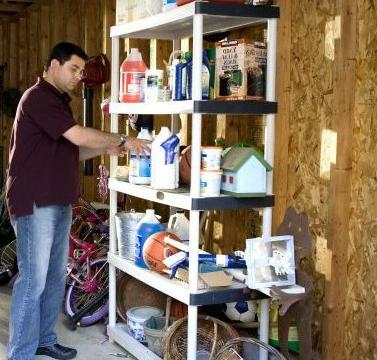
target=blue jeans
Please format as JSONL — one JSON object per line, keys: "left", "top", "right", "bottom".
{"left": 7, "top": 204, "right": 72, "bottom": 360}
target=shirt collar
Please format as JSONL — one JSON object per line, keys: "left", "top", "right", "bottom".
{"left": 37, "top": 77, "right": 72, "bottom": 103}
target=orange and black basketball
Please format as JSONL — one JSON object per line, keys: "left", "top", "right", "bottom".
{"left": 142, "top": 231, "right": 181, "bottom": 273}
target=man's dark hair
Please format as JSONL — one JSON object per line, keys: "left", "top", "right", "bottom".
{"left": 44, "top": 42, "right": 89, "bottom": 72}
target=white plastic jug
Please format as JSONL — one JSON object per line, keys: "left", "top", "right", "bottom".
{"left": 151, "top": 127, "right": 179, "bottom": 189}
{"left": 129, "top": 127, "right": 153, "bottom": 185}
{"left": 168, "top": 210, "right": 189, "bottom": 241}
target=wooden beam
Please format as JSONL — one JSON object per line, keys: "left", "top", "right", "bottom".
{"left": 50, "top": 0, "right": 65, "bottom": 45}
{"left": 82, "top": 0, "right": 103, "bottom": 201}
{"left": 27, "top": 10, "right": 39, "bottom": 85}
{"left": 18, "top": 16, "right": 27, "bottom": 90}
{"left": 8, "top": 21, "right": 18, "bottom": 87}
{"left": 272, "top": 0, "right": 291, "bottom": 231}
{"left": 0, "top": 3, "right": 26, "bottom": 12}
{"left": 39, "top": 5, "right": 49, "bottom": 67}
{"left": 322, "top": 0, "right": 357, "bottom": 359}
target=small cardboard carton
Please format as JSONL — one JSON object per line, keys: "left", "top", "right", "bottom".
{"left": 215, "top": 39, "right": 267, "bottom": 100}
{"left": 175, "top": 268, "right": 233, "bottom": 289}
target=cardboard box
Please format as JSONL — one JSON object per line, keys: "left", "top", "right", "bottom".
{"left": 116, "top": 0, "right": 162, "bottom": 25}
{"left": 215, "top": 39, "right": 267, "bottom": 100}
{"left": 175, "top": 268, "right": 233, "bottom": 289}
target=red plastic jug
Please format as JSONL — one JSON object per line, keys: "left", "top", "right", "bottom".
{"left": 120, "top": 48, "right": 147, "bottom": 103}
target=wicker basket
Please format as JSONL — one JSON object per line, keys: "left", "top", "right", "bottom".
{"left": 215, "top": 337, "right": 287, "bottom": 360}
{"left": 116, "top": 274, "right": 166, "bottom": 322}
{"left": 163, "top": 315, "right": 238, "bottom": 360}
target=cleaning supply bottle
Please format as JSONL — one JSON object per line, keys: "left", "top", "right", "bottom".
{"left": 135, "top": 209, "right": 165, "bottom": 268}
{"left": 167, "top": 50, "right": 184, "bottom": 100}
{"left": 120, "top": 48, "right": 147, "bottom": 103}
{"left": 129, "top": 127, "right": 153, "bottom": 185}
{"left": 168, "top": 210, "right": 190, "bottom": 242}
{"left": 186, "top": 50, "right": 210, "bottom": 100}
{"left": 206, "top": 48, "right": 216, "bottom": 99}
{"left": 151, "top": 127, "right": 180, "bottom": 189}
{"left": 174, "top": 52, "right": 189, "bottom": 101}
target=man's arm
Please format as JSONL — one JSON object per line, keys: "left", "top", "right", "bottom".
{"left": 63, "top": 125, "right": 151, "bottom": 158}
{"left": 64, "top": 124, "right": 122, "bottom": 149}
{"left": 79, "top": 146, "right": 108, "bottom": 161}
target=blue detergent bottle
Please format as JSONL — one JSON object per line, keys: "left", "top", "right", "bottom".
{"left": 186, "top": 50, "right": 210, "bottom": 100}
{"left": 135, "top": 209, "right": 165, "bottom": 268}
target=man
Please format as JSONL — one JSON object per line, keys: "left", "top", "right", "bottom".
{"left": 5, "top": 42, "right": 150, "bottom": 360}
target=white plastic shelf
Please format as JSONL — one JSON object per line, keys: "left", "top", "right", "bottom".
{"left": 109, "top": 100, "right": 277, "bottom": 115}
{"left": 108, "top": 178, "right": 275, "bottom": 211}
{"left": 108, "top": 253, "right": 266, "bottom": 306}
{"left": 111, "top": 2, "right": 279, "bottom": 39}
{"left": 107, "top": 324, "right": 162, "bottom": 360}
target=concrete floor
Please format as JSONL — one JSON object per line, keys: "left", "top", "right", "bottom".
{"left": 0, "top": 286, "right": 134, "bottom": 360}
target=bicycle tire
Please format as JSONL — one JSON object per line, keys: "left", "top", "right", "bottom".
{"left": 65, "top": 257, "right": 109, "bottom": 326}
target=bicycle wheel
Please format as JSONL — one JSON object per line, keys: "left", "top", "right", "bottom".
{"left": 65, "top": 256, "right": 109, "bottom": 326}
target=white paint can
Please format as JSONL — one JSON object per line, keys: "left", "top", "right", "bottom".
{"left": 201, "top": 146, "right": 222, "bottom": 170}
{"left": 200, "top": 170, "right": 223, "bottom": 197}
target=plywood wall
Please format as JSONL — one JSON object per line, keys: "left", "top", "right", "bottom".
{"left": 274, "top": 0, "right": 377, "bottom": 358}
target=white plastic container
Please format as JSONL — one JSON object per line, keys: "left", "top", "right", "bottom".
{"left": 145, "top": 70, "right": 164, "bottom": 102}
{"left": 200, "top": 170, "right": 223, "bottom": 197}
{"left": 129, "top": 128, "right": 153, "bottom": 185}
{"left": 151, "top": 127, "right": 180, "bottom": 189}
{"left": 201, "top": 146, "right": 222, "bottom": 170}
{"left": 168, "top": 210, "right": 190, "bottom": 241}
{"left": 126, "top": 306, "right": 163, "bottom": 343}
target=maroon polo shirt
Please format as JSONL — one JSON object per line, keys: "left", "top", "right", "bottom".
{"left": 6, "top": 77, "right": 79, "bottom": 218}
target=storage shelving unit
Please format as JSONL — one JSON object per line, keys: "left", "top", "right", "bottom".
{"left": 108, "top": 2, "right": 279, "bottom": 360}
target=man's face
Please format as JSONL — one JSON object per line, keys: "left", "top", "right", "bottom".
{"left": 50, "top": 55, "right": 86, "bottom": 93}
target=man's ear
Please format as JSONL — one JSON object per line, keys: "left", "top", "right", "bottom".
{"left": 50, "top": 59, "right": 60, "bottom": 69}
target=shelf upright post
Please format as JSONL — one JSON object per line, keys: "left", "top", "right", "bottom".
{"left": 109, "top": 35, "right": 120, "bottom": 330}
{"left": 187, "top": 11, "right": 204, "bottom": 360}
{"left": 260, "top": 18, "right": 278, "bottom": 359}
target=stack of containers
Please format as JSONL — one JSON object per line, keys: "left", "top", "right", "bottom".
{"left": 200, "top": 146, "right": 223, "bottom": 197}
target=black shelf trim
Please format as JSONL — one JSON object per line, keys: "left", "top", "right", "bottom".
{"left": 194, "top": 100, "right": 277, "bottom": 114}
{"left": 191, "top": 195, "right": 274, "bottom": 210}
{"left": 190, "top": 287, "right": 269, "bottom": 306}
{"left": 195, "top": 2, "right": 280, "bottom": 19}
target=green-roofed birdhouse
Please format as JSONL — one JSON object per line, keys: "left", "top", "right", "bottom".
{"left": 221, "top": 146, "right": 272, "bottom": 197}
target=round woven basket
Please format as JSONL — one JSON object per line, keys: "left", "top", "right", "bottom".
{"left": 116, "top": 274, "right": 166, "bottom": 322}
{"left": 215, "top": 337, "right": 287, "bottom": 360}
{"left": 163, "top": 315, "right": 238, "bottom": 360}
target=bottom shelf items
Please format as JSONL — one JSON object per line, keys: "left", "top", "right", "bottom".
{"left": 108, "top": 324, "right": 162, "bottom": 360}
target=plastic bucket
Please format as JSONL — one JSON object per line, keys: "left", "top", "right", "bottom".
{"left": 200, "top": 170, "right": 223, "bottom": 197}
{"left": 143, "top": 316, "right": 175, "bottom": 356}
{"left": 115, "top": 212, "right": 145, "bottom": 260}
{"left": 201, "top": 146, "right": 222, "bottom": 170}
{"left": 127, "top": 306, "right": 163, "bottom": 343}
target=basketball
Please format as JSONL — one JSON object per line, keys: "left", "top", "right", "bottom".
{"left": 179, "top": 145, "right": 191, "bottom": 185}
{"left": 142, "top": 231, "right": 181, "bottom": 273}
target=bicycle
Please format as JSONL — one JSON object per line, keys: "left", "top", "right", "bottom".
{"left": 64, "top": 200, "right": 110, "bottom": 329}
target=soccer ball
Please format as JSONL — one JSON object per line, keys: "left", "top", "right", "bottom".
{"left": 222, "top": 300, "right": 257, "bottom": 323}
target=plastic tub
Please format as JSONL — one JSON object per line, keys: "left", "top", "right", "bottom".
{"left": 115, "top": 212, "right": 145, "bottom": 260}
{"left": 201, "top": 146, "right": 222, "bottom": 170}
{"left": 200, "top": 170, "right": 223, "bottom": 197}
{"left": 127, "top": 306, "right": 163, "bottom": 343}
{"left": 143, "top": 316, "right": 175, "bottom": 356}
